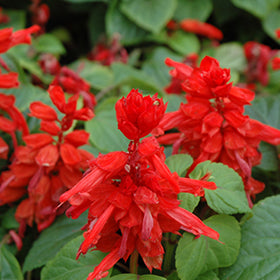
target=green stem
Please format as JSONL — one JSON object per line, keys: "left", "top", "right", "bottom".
{"left": 163, "top": 233, "right": 177, "bottom": 275}
{"left": 130, "top": 250, "right": 139, "bottom": 275}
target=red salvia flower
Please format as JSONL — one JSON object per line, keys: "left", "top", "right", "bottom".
{"left": 165, "top": 54, "right": 198, "bottom": 94}
{"left": 60, "top": 89, "right": 219, "bottom": 280}
{"left": 88, "top": 35, "right": 128, "bottom": 66}
{"left": 51, "top": 66, "right": 97, "bottom": 110}
{"left": 243, "top": 41, "right": 276, "bottom": 86}
{"left": 0, "top": 86, "right": 94, "bottom": 233}
{"left": 115, "top": 89, "right": 167, "bottom": 141}
{"left": 29, "top": 0, "right": 50, "bottom": 34}
{"left": 157, "top": 56, "right": 280, "bottom": 206}
{"left": 180, "top": 19, "right": 223, "bottom": 40}
{"left": 0, "top": 25, "right": 40, "bottom": 54}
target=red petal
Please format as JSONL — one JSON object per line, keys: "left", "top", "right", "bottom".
{"left": 60, "top": 143, "right": 81, "bottom": 165}
{"left": 35, "top": 144, "right": 59, "bottom": 167}
{"left": 0, "top": 72, "right": 19, "bottom": 88}
{"left": 64, "top": 130, "right": 90, "bottom": 147}
{"left": 166, "top": 207, "right": 219, "bottom": 240}
{"left": 23, "top": 133, "right": 53, "bottom": 149}
{"left": 29, "top": 101, "right": 57, "bottom": 121}
{"left": 40, "top": 121, "right": 61, "bottom": 135}
{"left": 48, "top": 85, "right": 66, "bottom": 113}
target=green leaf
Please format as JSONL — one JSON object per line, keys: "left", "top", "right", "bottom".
{"left": 230, "top": 0, "right": 280, "bottom": 19}
{"left": 1, "top": 208, "right": 19, "bottom": 230}
{"left": 176, "top": 215, "right": 241, "bottom": 280}
{"left": 167, "top": 31, "right": 200, "bottom": 56}
{"left": 178, "top": 193, "right": 200, "bottom": 212}
{"left": 164, "top": 94, "right": 185, "bottom": 112}
{"left": 263, "top": 10, "right": 280, "bottom": 42}
{"left": 106, "top": 0, "right": 149, "bottom": 45}
{"left": 190, "top": 161, "right": 250, "bottom": 214}
{"left": 85, "top": 97, "right": 130, "bottom": 152}
{"left": 213, "top": 43, "right": 246, "bottom": 72}
{"left": 2, "top": 83, "right": 50, "bottom": 112}
{"left": 142, "top": 47, "right": 182, "bottom": 89}
{"left": 33, "top": 34, "right": 66, "bottom": 55}
{"left": 0, "top": 245, "right": 23, "bottom": 280}
{"left": 88, "top": 4, "right": 107, "bottom": 46}
{"left": 110, "top": 275, "right": 167, "bottom": 280}
{"left": 167, "top": 271, "right": 180, "bottom": 280}
{"left": 111, "top": 62, "right": 163, "bottom": 95}
{"left": 41, "top": 235, "right": 109, "bottom": 280}
{"left": 245, "top": 95, "right": 280, "bottom": 129}
{"left": 165, "top": 154, "right": 193, "bottom": 176}
{"left": 23, "top": 213, "right": 87, "bottom": 273}
{"left": 256, "top": 142, "right": 278, "bottom": 172}
{"left": 120, "top": 0, "right": 177, "bottom": 33}
{"left": 74, "top": 60, "right": 114, "bottom": 90}
{"left": 197, "top": 270, "right": 219, "bottom": 280}
{"left": 174, "top": 0, "right": 213, "bottom": 21}
{"left": 220, "top": 195, "right": 280, "bottom": 280}
{"left": 0, "top": 9, "right": 26, "bottom": 30}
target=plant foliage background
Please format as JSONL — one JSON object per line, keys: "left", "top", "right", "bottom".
{"left": 0, "top": 0, "right": 280, "bottom": 280}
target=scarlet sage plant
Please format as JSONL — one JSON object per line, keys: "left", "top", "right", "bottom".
{"left": 0, "top": 85, "right": 94, "bottom": 233}
{"left": 60, "top": 89, "right": 219, "bottom": 280}
{"left": 156, "top": 56, "right": 280, "bottom": 206}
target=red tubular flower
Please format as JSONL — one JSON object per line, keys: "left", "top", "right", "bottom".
{"left": 180, "top": 19, "right": 223, "bottom": 40}
{"left": 88, "top": 35, "right": 128, "bottom": 66}
{"left": 30, "top": 0, "right": 50, "bottom": 34}
{"left": 0, "top": 85, "right": 94, "bottom": 233}
{"left": 0, "top": 25, "right": 40, "bottom": 54}
{"left": 60, "top": 90, "right": 219, "bottom": 279}
{"left": 115, "top": 89, "right": 167, "bottom": 140}
{"left": 51, "top": 66, "right": 96, "bottom": 110}
{"left": 244, "top": 41, "right": 275, "bottom": 86}
{"left": 157, "top": 56, "right": 280, "bottom": 205}
{"left": 165, "top": 54, "right": 198, "bottom": 94}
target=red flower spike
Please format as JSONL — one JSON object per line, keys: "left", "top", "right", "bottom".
{"left": 158, "top": 55, "right": 280, "bottom": 203}
{"left": 180, "top": 19, "right": 223, "bottom": 40}
{"left": 115, "top": 89, "right": 167, "bottom": 140}
{"left": 0, "top": 84, "right": 95, "bottom": 233}
{"left": 244, "top": 41, "right": 274, "bottom": 86}
{"left": 61, "top": 91, "right": 219, "bottom": 279}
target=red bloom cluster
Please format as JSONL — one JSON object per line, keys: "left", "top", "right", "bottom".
{"left": 156, "top": 56, "right": 280, "bottom": 206}
{"left": 36, "top": 53, "right": 97, "bottom": 109}
{"left": 0, "top": 94, "right": 29, "bottom": 159}
{"left": 60, "top": 89, "right": 219, "bottom": 280}
{"left": 87, "top": 35, "right": 128, "bottom": 66}
{"left": 115, "top": 89, "right": 167, "bottom": 140}
{"left": 0, "top": 86, "right": 94, "bottom": 233}
{"left": 29, "top": 0, "right": 50, "bottom": 34}
{"left": 244, "top": 41, "right": 276, "bottom": 86}
{"left": 0, "top": 25, "right": 39, "bottom": 158}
